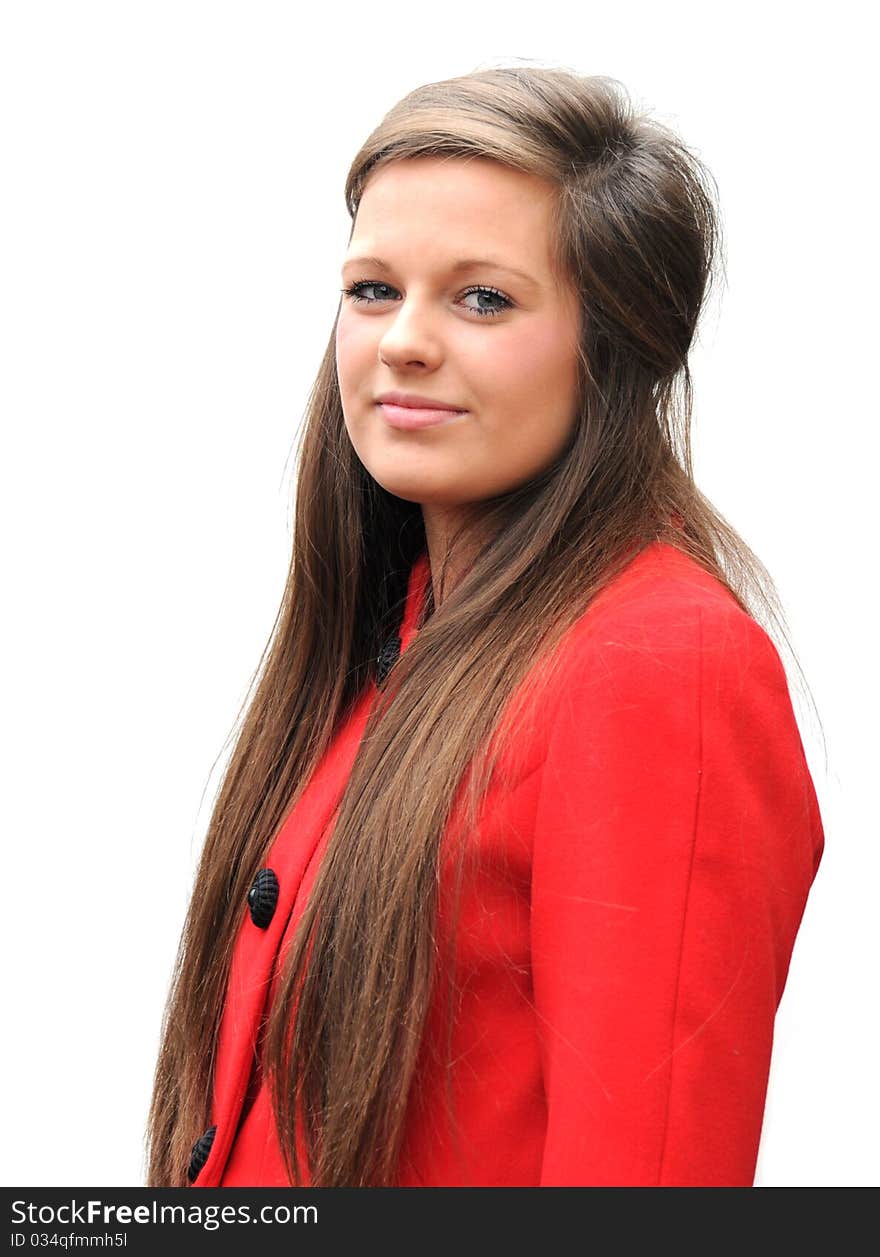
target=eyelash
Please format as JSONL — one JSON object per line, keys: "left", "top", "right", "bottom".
{"left": 340, "top": 279, "right": 513, "bottom": 319}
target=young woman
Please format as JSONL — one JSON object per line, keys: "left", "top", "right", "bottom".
{"left": 146, "top": 65, "right": 825, "bottom": 1188}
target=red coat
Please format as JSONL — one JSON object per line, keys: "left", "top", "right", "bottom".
{"left": 190, "top": 540, "right": 824, "bottom": 1187}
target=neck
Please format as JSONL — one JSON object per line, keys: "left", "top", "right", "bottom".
{"left": 420, "top": 504, "right": 483, "bottom": 610}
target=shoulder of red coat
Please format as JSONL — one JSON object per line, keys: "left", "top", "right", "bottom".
{"left": 549, "top": 540, "right": 782, "bottom": 683}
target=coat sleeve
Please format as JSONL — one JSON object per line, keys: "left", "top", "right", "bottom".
{"left": 530, "top": 601, "right": 825, "bottom": 1186}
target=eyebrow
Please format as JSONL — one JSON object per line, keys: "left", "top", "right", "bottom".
{"left": 340, "top": 254, "right": 540, "bottom": 292}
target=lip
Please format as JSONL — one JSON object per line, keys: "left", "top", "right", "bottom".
{"left": 376, "top": 394, "right": 468, "bottom": 431}
{"left": 378, "top": 403, "right": 468, "bottom": 430}
{"left": 377, "top": 391, "right": 464, "bottom": 411}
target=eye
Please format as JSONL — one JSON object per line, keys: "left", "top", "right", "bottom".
{"left": 340, "top": 280, "right": 513, "bottom": 319}
{"left": 460, "top": 285, "right": 513, "bottom": 317}
{"left": 341, "top": 281, "right": 395, "bottom": 305}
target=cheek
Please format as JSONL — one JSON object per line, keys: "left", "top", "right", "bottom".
{"left": 490, "top": 331, "right": 576, "bottom": 483}
{"left": 334, "top": 313, "right": 370, "bottom": 392}
{"left": 486, "top": 323, "right": 578, "bottom": 435}
{"left": 334, "top": 315, "right": 353, "bottom": 379}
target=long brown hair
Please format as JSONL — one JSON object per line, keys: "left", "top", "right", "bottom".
{"left": 146, "top": 63, "right": 823, "bottom": 1186}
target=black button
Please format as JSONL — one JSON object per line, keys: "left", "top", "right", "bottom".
{"left": 376, "top": 635, "right": 401, "bottom": 684}
{"left": 248, "top": 867, "right": 279, "bottom": 929}
{"left": 187, "top": 1125, "right": 216, "bottom": 1183}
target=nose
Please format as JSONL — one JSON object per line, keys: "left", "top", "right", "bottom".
{"left": 377, "top": 294, "right": 444, "bottom": 369}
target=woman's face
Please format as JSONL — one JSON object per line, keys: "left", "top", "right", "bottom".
{"left": 335, "top": 157, "right": 582, "bottom": 512}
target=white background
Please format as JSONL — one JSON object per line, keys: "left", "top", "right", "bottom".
{"left": 1, "top": 1, "right": 875, "bottom": 1187}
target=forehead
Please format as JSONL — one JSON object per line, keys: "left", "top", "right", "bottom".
{"left": 347, "top": 157, "right": 560, "bottom": 272}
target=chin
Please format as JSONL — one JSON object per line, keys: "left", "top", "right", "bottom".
{"left": 366, "top": 470, "right": 460, "bottom": 507}
{"left": 358, "top": 454, "right": 425, "bottom": 496}
{"left": 371, "top": 477, "right": 435, "bottom": 504}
